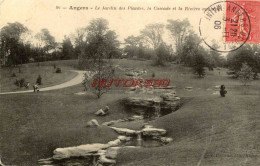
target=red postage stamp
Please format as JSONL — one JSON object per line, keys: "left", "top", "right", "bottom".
{"left": 199, "top": 0, "right": 260, "bottom": 52}
{"left": 227, "top": 0, "right": 260, "bottom": 44}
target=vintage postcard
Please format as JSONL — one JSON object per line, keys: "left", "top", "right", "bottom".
{"left": 0, "top": 0, "right": 259, "bottom": 165}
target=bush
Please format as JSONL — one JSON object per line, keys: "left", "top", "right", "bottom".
{"left": 11, "top": 73, "right": 16, "bottom": 77}
{"left": 152, "top": 72, "right": 155, "bottom": 78}
{"left": 36, "top": 75, "right": 42, "bottom": 85}
{"left": 14, "top": 78, "right": 26, "bottom": 88}
{"left": 56, "top": 68, "right": 62, "bottom": 73}
{"left": 238, "top": 63, "right": 254, "bottom": 86}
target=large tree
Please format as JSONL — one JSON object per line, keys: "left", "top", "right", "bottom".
{"left": 124, "top": 35, "right": 142, "bottom": 58}
{"left": 227, "top": 44, "right": 260, "bottom": 78}
{"left": 0, "top": 22, "right": 28, "bottom": 66}
{"left": 61, "top": 36, "right": 74, "bottom": 60}
{"left": 140, "top": 23, "right": 164, "bottom": 50}
{"left": 81, "top": 18, "right": 120, "bottom": 98}
{"left": 166, "top": 19, "right": 191, "bottom": 63}
{"left": 35, "top": 29, "right": 56, "bottom": 61}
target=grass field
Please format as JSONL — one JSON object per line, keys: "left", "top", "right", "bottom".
{"left": 0, "top": 60, "right": 79, "bottom": 92}
{"left": 0, "top": 59, "right": 259, "bottom": 165}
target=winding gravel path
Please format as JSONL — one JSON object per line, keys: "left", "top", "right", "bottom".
{"left": 0, "top": 70, "right": 86, "bottom": 95}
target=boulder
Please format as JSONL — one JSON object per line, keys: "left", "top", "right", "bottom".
{"left": 99, "top": 155, "right": 116, "bottom": 164}
{"left": 95, "top": 109, "right": 107, "bottom": 116}
{"left": 118, "top": 135, "right": 131, "bottom": 142}
{"left": 103, "top": 106, "right": 110, "bottom": 113}
{"left": 53, "top": 143, "right": 109, "bottom": 160}
{"left": 110, "top": 127, "right": 138, "bottom": 136}
{"left": 86, "top": 119, "right": 99, "bottom": 127}
{"left": 159, "top": 137, "right": 173, "bottom": 144}
{"left": 107, "top": 139, "right": 121, "bottom": 147}
{"left": 141, "top": 126, "right": 167, "bottom": 136}
{"left": 105, "top": 147, "right": 120, "bottom": 159}
{"left": 38, "top": 158, "right": 53, "bottom": 165}
{"left": 123, "top": 97, "right": 161, "bottom": 107}
{"left": 160, "top": 91, "right": 177, "bottom": 101}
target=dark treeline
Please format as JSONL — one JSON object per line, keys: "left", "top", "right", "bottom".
{"left": 1, "top": 19, "right": 259, "bottom": 79}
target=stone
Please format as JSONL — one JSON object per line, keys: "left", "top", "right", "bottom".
{"left": 118, "top": 135, "right": 131, "bottom": 142}
{"left": 159, "top": 137, "right": 173, "bottom": 144}
{"left": 86, "top": 119, "right": 99, "bottom": 127}
{"left": 160, "top": 91, "right": 177, "bottom": 101}
{"left": 129, "top": 87, "right": 136, "bottom": 91}
{"left": 99, "top": 155, "right": 116, "bottom": 164}
{"left": 102, "top": 121, "right": 115, "bottom": 126}
{"left": 53, "top": 143, "right": 109, "bottom": 160}
{"left": 110, "top": 127, "right": 138, "bottom": 136}
{"left": 123, "top": 97, "right": 161, "bottom": 107}
{"left": 103, "top": 106, "right": 109, "bottom": 113}
{"left": 105, "top": 147, "right": 120, "bottom": 159}
{"left": 38, "top": 158, "right": 53, "bottom": 164}
{"left": 154, "top": 86, "right": 176, "bottom": 89}
{"left": 95, "top": 109, "right": 107, "bottom": 116}
{"left": 132, "top": 115, "right": 143, "bottom": 120}
{"left": 141, "top": 126, "right": 167, "bottom": 136}
{"left": 107, "top": 139, "right": 121, "bottom": 147}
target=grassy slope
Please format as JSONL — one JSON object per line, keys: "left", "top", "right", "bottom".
{"left": 0, "top": 89, "right": 134, "bottom": 165}
{"left": 0, "top": 59, "right": 259, "bottom": 165}
{"left": 0, "top": 60, "right": 79, "bottom": 92}
{"left": 117, "top": 94, "right": 260, "bottom": 166}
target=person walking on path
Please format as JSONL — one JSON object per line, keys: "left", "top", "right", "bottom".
{"left": 33, "top": 83, "right": 39, "bottom": 92}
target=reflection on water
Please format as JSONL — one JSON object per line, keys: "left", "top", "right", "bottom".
{"left": 125, "top": 136, "right": 163, "bottom": 148}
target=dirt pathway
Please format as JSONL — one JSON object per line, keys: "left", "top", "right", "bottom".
{"left": 0, "top": 70, "right": 86, "bottom": 95}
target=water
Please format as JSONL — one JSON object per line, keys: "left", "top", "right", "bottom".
{"left": 125, "top": 136, "right": 163, "bottom": 148}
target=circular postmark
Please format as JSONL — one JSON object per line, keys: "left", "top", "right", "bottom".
{"left": 199, "top": 1, "right": 251, "bottom": 52}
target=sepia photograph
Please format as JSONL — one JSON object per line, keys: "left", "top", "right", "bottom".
{"left": 0, "top": 0, "right": 259, "bottom": 165}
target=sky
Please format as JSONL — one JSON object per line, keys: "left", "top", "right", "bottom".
{"left": 0, "top": 0, "right": 219, "bottom": 40}
{"left": 0, "top": 0, "right": 231, "bottom": 55}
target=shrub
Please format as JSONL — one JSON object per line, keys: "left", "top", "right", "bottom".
{"left": 56, "top": 68, "right": 62, "bottom": 73}
{"left": 238, "top": 63, "right": 254, "bottom": 86}
{"left": 14, "top": 78, "right": 26, "bottom": 87}
{"left": 11, "top": 73, "right": 16, "bottom": 77}
{"left": 152, "top": 72, "right": 155, "bottom": 78}
{"left": 36, "top": 75, "right": 42, "bottom": 85}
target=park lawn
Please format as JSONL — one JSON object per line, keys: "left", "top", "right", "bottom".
{"left": 0, "top": 59, "right": 260, "bottom": 166}
{"left": 117, "top": 94, "right": 260, "bottom": 166}
{"left": 0, "top": 60, "right": 78, "bottom": 93}
{"left": 0, "top": 89, "right": 134, "bottom": 166}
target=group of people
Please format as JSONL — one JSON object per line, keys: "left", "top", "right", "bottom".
{"left": 24, "top": 82, "right": 40, "bottom": 92}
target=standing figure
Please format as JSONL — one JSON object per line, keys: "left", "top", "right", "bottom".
{"left": 220, "top": 85, "right": 227, "bottom": 97}
{"left": 33, "top": 83, "right": 39, "bottom": 92}
{"left": 25, "top": 82, "right": 30, "bottom": 89}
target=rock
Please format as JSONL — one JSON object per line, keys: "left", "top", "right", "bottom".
{"left": 99, "top": 155, "right": 116, "bottom": 164}
{"left": 132, "top": 115, "right": 143, "bottom": 120}
{"left": 142, "top": 126, "right": 167, "bottom": 136}
{"left": 159, "top": 137, "right": 173, "bottom": 144}
{"left": 53, "top": 143, "right": 109, "bottom": 160}
{"left": 110, "top": 127, "right": 138, "bottom": 136}
{"left": 86, "top": 119, "right": 99, "bottom": 127}
{"left": 118, "top": 135, "right": 131, "bottom": 142}
{"left": 105, "top": 147, "right": 120, "bottom": 159}
{"left": 102, "top": 121, "right": 115, "bottom": 126}
{"left": 154, "top": 86, "right": 176, "bottom": 89}
{"left": 103, "top": 106, "right": 109, "bottom": 113}
{"left": 129, "top": 87, "right": 136, "bottom": 91}
{"left": 38, "top": 158, "right": 53, "bottom": 164}
{"left": 95, "top": 109, "right": 107, "bottom": 116}
{"left": 123, "top": 97, "right": 161, "bottom": 107}
{"left": 107, "top": 139, "right": 121, "bottom": 147}
{"left": 160, "top": 91, "right": 177, "bottom": 101}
